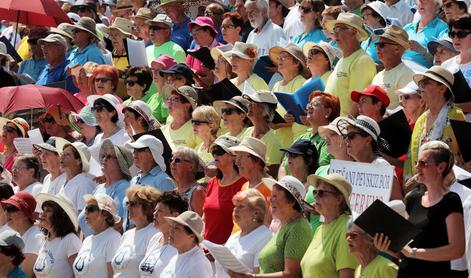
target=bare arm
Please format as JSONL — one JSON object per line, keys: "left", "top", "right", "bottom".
{"left": 190, "top": 186, "right": 206, "bottom": 216}
{"left": 339, "top": 268, "right": 355, "bottom": 278}
{"left": 68, "top": 253, "right": 78, "bottom": 268}
{"left": 228, "top": 258, "right": 302, "bottom": 278}
{"left": 21, "top": 253, "right": 37, "bottom": 278}
{"left": 107, "top": 262, "right": 114, "bottom": 278}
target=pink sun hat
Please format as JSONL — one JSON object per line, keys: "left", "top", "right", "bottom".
{"left": 188, "top": 16, "right": 218, "bottom": 37}
{"left": 150, "top": 55, "right": 177, "bottom": 70}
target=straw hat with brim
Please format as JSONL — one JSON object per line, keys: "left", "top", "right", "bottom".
{"left": 210, "top": 135, "right": 240, "bottom": 155}
{"left": 224, "top": 41, "right": 258, "bottom": 62}
{"left": 210, "top": 44, "right": 233, "bottom": 65}
{"left": 165, "top": 211, "right": 204, "bottom": 243}
{"left": 307, "top": 173, "right": 352, "bottom": 212}
{"left": 303, "top": 41, "right": 340, "bottom": 70}
{"left": 229, "top": 136, "right": 267, "bottom": 163}
{"left": 100, "top": 139, "right": 133, "bottom": 178}
{"left": 213, "top": 96, "right": 249, "bottom": 116}
{"left": 84, "top": 193, "right": 121, "bottom": 223}
{"left": 132, "top": 8, "right": 156, "bottom": 21}
{"left": 0, "top": 117, "right": 29, "bottom": 137}
{"left": 69, "top": 17, "right": 100, "bottom": 40}
{"left": 114, "top": 0, "right": 133, "bottom": 11}
{"left": 125, "top": 134, "right": 166, "bottom": 171}
{"left": 156, "top": 0, "right": 184, "bottom": 8}
{"left": 325, "top": 12, "right": 369, "bottom": 42}
{"left": 68, "top": 105, "right": 98, "bottom": 133}
{"left": 318, "top": 116, "right": 350, "bottom": 137}
{"left": 33, "top": 137, "right": 70, "bottom": 154}
{"left": 36, "top": 193, "right": 78, "bottom": 232}
{"left": 57, "top": 141, "right": 91, "bottom": 173}
{"left": 50, "top": 23, "right": 73, "bottom": 40}
{"left": 269, "top": 44, "right": 309, "bottom": 77}
{"left": 103, "top": 17, "right": 133, "bottom": 36}
{"left": 374, "top": 25, "right": 410, "bottom": 50}
{"left": 163, "top": 85, "right": 198, "bottom": 109}
{"left": 262, "top": 176, "right": 306, "bottom": 211}
{"left": 242, "top": 90, "right": 278, "bottom": 104}
{"left": 413, "top": 65, "right": 454, "bottom": 95}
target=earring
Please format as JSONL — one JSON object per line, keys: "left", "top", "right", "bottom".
{"left": 325, "top": 114, "right": 329, "bottom": 118}
{"left": 252, "top": 218, "right": 257, "bottom": 222}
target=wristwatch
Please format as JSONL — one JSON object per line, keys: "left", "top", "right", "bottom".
{"left": 411, "top": 247, "right": 417, "bottom": 258}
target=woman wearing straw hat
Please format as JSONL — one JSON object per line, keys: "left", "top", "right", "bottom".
{"left": 103, "top": 17, "right": 134, "bottom": 70}
{"left": 68, "top": 105, "right": 101, "bottom": 147}
{"left": 211, "top": 44, "right": 236, "bottom": 83}
{"left": 160, "top": 211, "right": 213, "bottom": 277}
{"left": 33, "top": 193, "right": 82, "bottom": 278}
{"left": 294, "top": 0, "right": 327, "bottom": 48}
{"left": 67, "top": 17, "right": 107, "bottom": 67}
{"left": 225, "top": 42, "right": 269, "bottom": 91}
{"left": 192, "top": 106, "right": 222, "bottom": 165}
{"left": 111, "top": 185, "right": 159, "bottom": 277}
{"left": 122, "top": 100, "right": 160, "bottom": 136}
{"left": 39, "top": 106, "right": 76, "bottom": 143}
{"left": 213, "top": 96, "right": 252, "bottom": 140}
{"left": 303, "top": 41, "right": 340, "bottom": 85}
{"left": 404, "top": 66, "right": 465, "bottom": 183}
{"left": 0, "top": 118, "right": 30, "bottom": 173}
{"left": 138, "top": 191, "right": 187, "bottom": 277}
{"left": 73, "top": 194, "right": 122, "bottom": 278}
{"left": 1, "top": 192, "right": 42, "bottom": 278}
{"left": 300, "top": 173, "right": 358, "bottom": 278}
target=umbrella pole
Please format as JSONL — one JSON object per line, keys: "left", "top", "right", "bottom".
{"left": 13, "top": 11, "right": 20, "bottom": 48}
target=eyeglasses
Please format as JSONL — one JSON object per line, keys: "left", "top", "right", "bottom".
{"left": 126, "top": 200, "right": 141, "bottom": 207}
{"left": 166, "top": 96, "right": 183, "bottom": 103}
{"left": 221, "top": 108, "right": 240, "bottom": 115}
{"left": 221, "top": 24, "right": 235, "bottom": 29}
{"left": 211, "top": 146, "right": 226, "bottom": 157}
{"left": 125, "top": 80, "right": 138, "bottom": 87}
{"left": 333, "top": 25, "right": 352, "bottom": 33}
{"left": 374, "top": 42, "right": 399, "bottom": 48}
{"left": 91, "top": 105, "right": 106, "bottom": 113}
{"left": 298, "top": 5, "right": 313, "bottom": 13}
{"left": 191, "top": 27, "right": 205, "bottom": 35}
{"left": 416, "top": 159, "right": 435, "bottom": 168}
{"left": 171, "top": 157, "right": 192, "bottom": 164}
{"left": 133, "top": 147, "right": 149, "bottom": 153}
{"left": 191, "top": 119, "right": 210, "bottom": 125}
{"left": 149, "top": 25, "right": 168, "bottom": 31}
{"left": 277, "top": 53, "right": 293, "bottom": 62}
{"left": 72, "top": 29, "right": 85, "bottom": 34}
{"left": 2, "top": 126, "right": 17, "bottom": 133}
{"left": 399, "top": 94, "right": 418, "bottom": 101}
{"left": 287, "top": 153, "right": 302, "bottom": 158}
{"left": 449, "top": 30, "right": 471, "bottom": 39}
{"left": 312, "top": 189, "right": 337, "bottom": 198}
{"left": 418, "top": 77, "right": 434, "bottom": 88}
{"left": 3, "top": 204, "right": 19, "bottom": 213}
{"left": 27, "top": 38, "right": 38, "bottom": 45}
{"left": 85, "top": 204, "right": 99, "bottom": 213}
{"left": 309, "top": 48, "right": 325, "bottom": 57}
{"left": 41, "top": 117, "right": 55, "bottom": 124}
{"left": 75, "top": 119, "right": 85, "bottom": 125}
{"left": 100, "top": 154, "right": 117, "bottom": 161}
{"left": 362, "top": 12, "right": 374, "bottom": 19}
{"left": 95, "top": 77, "right": 112, "bottom": 83}
{"left": 344, "top": 131, "right": 366, "bottom": 140}
{"left": 205, "top": 10, "right": 223, "bottom": 17}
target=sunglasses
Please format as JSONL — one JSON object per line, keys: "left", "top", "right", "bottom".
{"left": 416, "top": 159, "right": 434, "bottom": 168}
{"left": 221, "top": 24, "right": 235, "bottom": 30}
{"left": 41, "top": 117, "right": 55, "bottom": 124}
{"left": 27, "top": 38, "right": 38, "bottom": 45}
{"left": 3, "top": 204, "right": 19, "bottom": 213}
{"left": 125, "top": 80, "right": 139, "bottom": 87}
{"left": 374, "top": 42, "right": 399, "bottom": 48}
{"left": 75, "top": 118, "right": 85, "bottom": 125}
{"left": 312, "top": 189, "right": 337, "bottom": 198}
{"left": 149, "top": 25, "right": 168, "bottom": 31}
{"left": 91, "top": 105, "right": 106, "bottom": 113}
{"left": 133, "top": 147, "right": 149, "bottom": 153}
{"left": 2, "top": 126, "right": 17, "bottom": 133}
{"left": 211, "top": 147, "right": 226, "bottom": 157}
{"left": 191, "top": 119, "right": 209, "bottom": 126}
{"left": 309, "top": 48, "right": 325, "bottom": 56}
{"left": 344, "top": 131, "right": 366, "bottom": 140}
{"left": 298, "top": 5, "right": 313, "bottom": 13}
{"left": 126, "top": 200, "right": 141, "bottom": 207}
{"left": 72, "top": 29, "right": 85, "bottom": 34}
{"left": 172, "top": 157, "right": 191, "bottom": 164}
{"left": 85, "top": 204, "right": 99, "bottom": 213}
{"left": 333, "top": 25, "right": 351, "bottom": 33}
{"left": 449, "top": 30, "right": 471, "bottom": 39}
{"left": 221, "top": 108, "right": 240, "bottom": 115}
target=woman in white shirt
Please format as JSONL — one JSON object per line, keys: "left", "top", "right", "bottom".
{"left": 73, "top": 194, "right": 122, "bottom": 278}
{"left": 214, "top": 189, "right": 272, "bottom": 278}
{"left": 160, "top": 211, "right": 213, "bottom": 278}
{"left": 33, "top": 193, "right": 82, "bottom": 278}
{"left": 33, "top": 137, "right": 68, "bottom": 195}
{"left": 139, "top": 191, "right": 188, "bottom": 277}
{"left": 11, "top": 155, "right": 43, "bottom": 196}
{"left": 111, "top": 185, "right": 159, "bottom": 277}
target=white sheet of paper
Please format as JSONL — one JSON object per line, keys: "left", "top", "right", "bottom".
{"left": 126, "top": 38, "right": 148, "bottom": 67}
{"left": 13, "top": 138, "right": 33, "bottom": 154}
{"left": 27, "top": 129, "right": 44, "bottom": 145}
{"left": 202, "top": 240, "right": 251, "bottom": 273}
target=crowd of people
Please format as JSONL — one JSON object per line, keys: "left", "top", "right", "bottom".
{"left": 0, "top": 0, "right": 471, "bottom": 277}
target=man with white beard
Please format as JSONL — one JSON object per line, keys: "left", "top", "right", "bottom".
{"left": 245, "top": 0, "right": 287, "bottom": 57}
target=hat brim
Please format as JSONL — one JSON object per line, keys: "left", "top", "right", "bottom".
{"left": 36, "top": 193, "right": 78, "bottom": 232}
{"left": 375, "top": 34, "right": 410, "bottom": 50}
{"left": 162, "top": 86, "right": 197, "bottom": 109}
{"left": 125, "top": 141, "right": 166, "bottom": 171}
{"left": 83, "top": 194, "right": 121, "bottom": 224}
{"left": 210, "top": 47, "right": 231, "bottom": 65}
{"left": 49, "top": 28, "right": 73, "bottom": 40}
{"left": 307, "top": 174, "right": 351, "bottom": 212}
{"left": 269, "top": 46, "right": 309, "bottom": 76}
{"left": 325, "top": 19, "right": 369, "bottom": 41}
{"left": 413, "top": 72, "right": 454, "bottom": 96}
{"left": 101, "top": 140, "right": 132, "bottom": 178}
{"left": 102, "top": 26, "right": 132, "bottom": 37}
{"left": 262, "top": 177, "right": 305, "bottom": 210}
{"left": 229, "top": 145, "right": 266, "bottom": 163}
{"left": 57, "top": 141, "right": 90, "bottom": 173}
{"left": 280, "top": 147, "right": 304, "bottom": 155}
{"left": 165, "top": 216, "right": 203, "bottom": 243}
{"left": 0, "top": 118, "right": 26, "bottom": 137}
{"left": 213, "top": 100, "right": 247, "bottom": 116}
{"left": 69, "top": 24, "right": 100, "bottom": 40}
{"left": 33, "top": 142, "right": 58, "bottom": 153}
{"left": 156, "top": 0, "right": 184, "bottom": 8}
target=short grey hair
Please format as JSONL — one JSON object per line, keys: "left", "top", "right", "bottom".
{"left": 173, "top": 147, "right": 204, "bottom": 174}
{"left": 245, "top": 0, "right": 269, "bottom": 13}
{"left": 261, "top": 103, "right": 276, "bottom": 123}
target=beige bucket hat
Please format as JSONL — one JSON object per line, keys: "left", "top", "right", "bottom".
{"left": 229, "top": 136, "right": 267, "bottom": 163}
{"left": 103, "top": 17, "right": 133, "bottom": 36}
{"left": 165, "top": 211, "right": 204, "bottom": 243}
{"left": 375, "top": 25, "right": 410, "bottom": 50}
{"left": 307, "top": 173, "right": 352, "bottom": 212}
{"left": 325, "top": 12, "right": 369, "bottom": 41}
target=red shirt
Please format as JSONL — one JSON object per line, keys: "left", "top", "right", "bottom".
{"left": 203, "top": 176, "right": 246, "bottom": 244}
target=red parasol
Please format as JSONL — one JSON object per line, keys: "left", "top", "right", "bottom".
{"left": 0, "top": 0, "right": 70, "bottom": 27}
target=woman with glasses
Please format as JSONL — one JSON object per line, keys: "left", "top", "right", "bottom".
{"left": 34, "top": 193, "right": 82, "bottom": 278}
{"left": 221, "top": 12, "right": 244, "bottom": 45}
{"left": 123, "top": 66, "right": 153, "bottom": 105}
{"left": 90, "top": 65, "right": 120, "bottom": 95}
{"left": 211, "top": 44, "right": 236, "bottom": 83}
{"left": 39, "top": 106, "right": 76, "bottom": 142}
{"left": 303, "top": 42, "right": 339, "bottom": 85}
{"left": 360, "top": 1, "right": 389, "bottom": 65}
{"left": 139, "top": 191, "right": 188, "bottom": 277}
{"left": 73, "top": 194, "right": 122, "bottom": 278}
{"left": 68, "top": 17, "right": 106, "bottom": 67}
{"left": 294, "top": 0, "right": 327, "bottom": 48}
{"left": 192, "top": 106, "right": 222, "bottom": 165}
{"left": 320, "top": 6, "right": 342, "bottom": 47}
{"left": 111, "top": 185, "right": 159, "bottom": 277}
{"left": 214, "top": 96, "right": 252, "bottom": 140}
{"left": 396, "top": 82, "right": 426, "bottom": 128}
{"left": 103, "top": 17, "right": 133, "bottom": 71}
{"left": 170, "top": 147, "right": 205, "bottom": 216}
{"left": 300, "top": 173, "right": 358, "bottom": 278}
{"left": 0, "top": 118, "right": 29, "bottom": 172}
{"left": 122, "top": 100, "right": 160, "bottom": 136}
{"left": 203, "top": 136, "right": 246, "bottom": 245}
{"left": 12, "top": 155, "right": 43, "bottom": 197}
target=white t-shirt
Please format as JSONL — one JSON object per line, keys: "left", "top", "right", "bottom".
{"left": 23, "top": 181, "right": 43, "bottom": 197}
{"left": 33, "top": 233, "right": 82, "bottom": 278}
{"left": 73, "top": 227, "right": 121, "bottom": 278}
{"left": 58, "top": 173, "right": 96, "bottom": 211}
{"left": 464, "top": 195, "right": 471, "bottom": 273}
{"left": 386, "top": 0, "right": 414, "bottom": 27}
{"left": 41, "top": 173, "right": 67, "bottom": 195}
{"left": 22, "top": 225, "right": 43, "bottom": 255}
{"left": 160, "top": 245, "right": 213, "bottom": 278}
{"left": 450, "top": 179, "right": 471, "bottom": 270}
{"left": 138, "top": 232, "right": 178, "bottom": 277}
{"left": 215, "top": 225, "right": 273, "bottom": 278}
{"left": 246, "top": 19, "right": 287, "bottom": 58}
{"left": 372, "top": 62, "right": 415, "bottom": 108}
{"left": 283, "top": 4, "right": 304, "bottom": 42}
{"left": 111, "top": 223, "right": 158, "bottom": 277}
{"left": 442, "top": 56, "right": 471, "bottom": 87}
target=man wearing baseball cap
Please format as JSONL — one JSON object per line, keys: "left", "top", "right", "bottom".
{"left": 146, "top": 14, "right": 186, "bottom": 65}
{"left": 351, "top": 85, "right": 390, "bottom": 122}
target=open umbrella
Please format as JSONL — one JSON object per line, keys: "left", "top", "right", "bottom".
{"left": 0, "top": 84, "right": 84, "bottom": 116}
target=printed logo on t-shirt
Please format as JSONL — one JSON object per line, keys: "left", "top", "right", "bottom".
{"left": 140, "top": 254, "right": 159, "bottom": 274}
{"left": 34, "top": 249, "right": 54, "bottom": 275}
{"left": 73, "top": 249, "right": 92, "bottom": 276}
{"left": 112, "top": 245, "right": 134, "bottom": 270}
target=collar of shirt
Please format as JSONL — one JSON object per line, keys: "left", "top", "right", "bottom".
{"left": 137, "top": 165, "right": 163, "bottom": 179}
{"left": 74, "top": 43, "right": 98, "bottom": 55}
{"left": 47, "top": 59, "right": 69, "bottom": 71}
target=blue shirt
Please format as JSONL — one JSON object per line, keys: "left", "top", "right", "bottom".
{"left": 171, "top": 17, "right": 192, "bottom": 51}
{"left": 7, "top": 267, "right": 28, "bottom": 278}
{"left": 403, "top": 17, "right": 448, "bottom": 68}
{"left": 362, "top": 36, "right": 381, "bottom": 65}
{"left": 67, "top": 43, "right": 107, "bottom": 67}
{"left": 294, "top": 28, "right": 327, "bottom": 48}
{"left": 36, "top": 59, "right": 78, "bottom": 93}
{"left": 18, "top": 57, "right": 47, "bottom": 81}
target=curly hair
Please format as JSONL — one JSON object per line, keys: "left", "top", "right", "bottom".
{"left": 126, "top": 185, "right": 161, "bottom": 223}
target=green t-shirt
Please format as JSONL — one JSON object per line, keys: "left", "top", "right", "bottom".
{"left": 145, "top": 83, "right": 169, "bottom": 124}
{"left": 354, "top": 255, "right": 398, "bottom": 278}
{"left": 145, "top": 40, "right": 186, "bottom": 65}
{"left": 259, "top": 218, "right": 313, "bottom": 274}
{"left": 301, "top": 214, "right": 358, "bottom": 278}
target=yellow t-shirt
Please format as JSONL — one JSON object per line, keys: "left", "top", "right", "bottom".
{"left": 325, "top": 48, "right": 376, "bottom": 116}
{"left": 161, "top": 120, "right": 200, "bottom": 150}
{"left": 354, "top": 255, "right": 398, "bottom": 278}
{"left": 372, "top": 62, "right": 414, "bottom": 109}
{"left": 223, "top": 127, "right": 249, "bottom": 141}
{"left": 300, "top": 214, "right": 359, "bottom": 278}
{"left": 244, "top": 127, "right": 283, "bottom": 166}
{"left": 273, "top": 75, "right": 308, "bottom": 148}
{"left": 195, "top": 141, "right": 214, "bottom": 165}
{"left": 304, "top": 71, "right": 331, "bottom": 87}
{"left": 113, "top": 56, "right": 129, "bottom": 71}
{"left": 231, "top": 73, "right": 269, "bottom": 92}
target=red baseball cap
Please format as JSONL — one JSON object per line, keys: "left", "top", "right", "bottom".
{"left": 1, "top": 192, "right": 36, "bottom": 221}
{"left": 351, "top": 85, "right": 390, "bottom": 107}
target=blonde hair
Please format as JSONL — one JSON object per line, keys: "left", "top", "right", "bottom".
{"left": 192, "top": 105, "right": 221, "bottom": 135}
{"left": 233, "top": 188, "right": 267, "bottom": 223}
{"left": 126, "top": 185, "right": 161, "bottom": 222}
